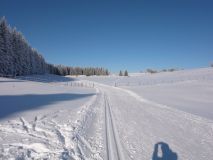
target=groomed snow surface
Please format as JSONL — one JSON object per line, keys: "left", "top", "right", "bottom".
{"left": 0, "top": 68, "right": 213, "bottom": 160}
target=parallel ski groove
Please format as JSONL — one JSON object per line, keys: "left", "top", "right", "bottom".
{"left": 104, "top": 94, "right": 110, "bottom": 160}
{"left": 104, "top": 93, "right": 124, "bottom": 160}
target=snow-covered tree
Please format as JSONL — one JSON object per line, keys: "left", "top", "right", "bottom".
{"left": 0, "top": 17, "right": 13, "bottom": 76}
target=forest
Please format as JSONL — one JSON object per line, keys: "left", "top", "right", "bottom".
{"left": 0, "top": 17, "right": 109, "bottom": 77}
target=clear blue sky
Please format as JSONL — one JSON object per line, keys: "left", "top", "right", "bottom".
{"left": 1, "top": 0, "right": 213, "bottom": 72}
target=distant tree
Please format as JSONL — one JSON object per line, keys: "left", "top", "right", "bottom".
{"left": 168, "top": 68, "right": 176, "bottom": 72}
{"left": 124, "top": 70, "right": 128, "bottom": 76}
{"left": 161, "top": 69, "right": 167, "bottom": 72}
{"left": 119, "top": 70, "right": 123, "bottom": 76}
{"left": 49, "top": 65, "right": 109, "bottom": 76}
{"left": 146, "top": 69, "right": 157, "bottom": 74}
{"left": 106, "top": 69, "right": 109, "bottom": 75}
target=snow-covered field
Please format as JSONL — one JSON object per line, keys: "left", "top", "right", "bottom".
{"left": 0, "top": 75, "right": 99, "bottom": 159}
{"left": 79, "top": 68, "right": 213, "bottom": 120}
{"left": 0, "top": 68, "right": 213, "bottom": 159}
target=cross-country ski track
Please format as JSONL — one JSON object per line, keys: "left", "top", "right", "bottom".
{"left": 104, "top": 93, "right": 126, "bottom": 160}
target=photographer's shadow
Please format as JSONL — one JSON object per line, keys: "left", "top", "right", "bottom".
{"left": 152, "top": 142, "right": 178, "bottom": 160}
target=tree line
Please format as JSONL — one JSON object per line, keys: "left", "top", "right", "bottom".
{"left": 0, "top": 17, "right": 109, "bottom": 77}
{"left": 48, "top": 64, "right": 109, "bottom": 76}
{"left": 145, "top": 68, "right": 178, "bottom": 74}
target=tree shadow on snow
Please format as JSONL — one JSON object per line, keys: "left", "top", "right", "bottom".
{"left": 0, "top": 80, "right": 25, "bottom": 83}
{"left": 16, "top": 74, "right": 76, "bottom": 83}
{"left": 0, "top": 93, "right": 94, "bottom": 119}
{"left": 152, "top": 142, "right": 178, "bottom": 160}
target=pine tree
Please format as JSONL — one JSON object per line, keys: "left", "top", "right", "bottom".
{"left": 124, "top": 70, "right": 129, "bottom": 76}
{"left": 11, "top": 28, "right": 20, "bottom": 76}
{"left": 0, "top": 17, "right": 13, "bottom": 76}
{"left": 119, "top": 70, "right": 123, "bottom": 76}
{"left": 106, "top": 69, "right": 109, "bottom": 75}
{"left": 124, "top": 70, "right": 128, "bottom": 76}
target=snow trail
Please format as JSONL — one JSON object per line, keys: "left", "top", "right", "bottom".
{"left": 91, "top": 81, "right": 213, "bottom": 159}
{"left": 104, "top": 94, "right": 126, "bottom": 160}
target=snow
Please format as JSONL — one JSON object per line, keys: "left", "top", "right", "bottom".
{"left": 1, "top": 68, "right": 213, "bottom": 159}
{"left": 0, "top": 75, "right": 98, "bottom": 159}
{"left": 79, "top": 67, "right": 213, "bottom": 120}
{"left": 78, "top": 67, "right": 213, "bottom": 159}
{"left": 123, "top": 80, "right": 213, "bottom": 120}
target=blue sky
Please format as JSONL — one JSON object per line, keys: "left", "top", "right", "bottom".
{"left": 1, "top": 0, "right": 213, "bottom": 72}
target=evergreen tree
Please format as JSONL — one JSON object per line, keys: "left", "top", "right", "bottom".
{"left": 0, "top": 17, "right": 13, "bottom": 75}
{"left": 124, "top": 70, "right": 128, "bottom": 76}
{"left": 119, "top": 70, "right": 123, "bottom": 76}
{"left": 106, "top": 69, "right": 109, "bottom": 75}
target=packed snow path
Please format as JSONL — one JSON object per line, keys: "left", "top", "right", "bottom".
{"left": 104, "top": 94, "right": 125, "bottom": 160}
{"left": 91, "top": 82, "right": 213, "bottom": 160}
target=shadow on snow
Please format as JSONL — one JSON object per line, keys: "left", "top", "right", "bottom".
{"left": 16, "top": 74, "right": 76, "bottom": 83}
{"left": 152, "top": 142, "right": 178, "bottom": 160}
{"left": 0, "top": 80, "right": 25, "bottom": 83}
{"left": 0, "top": 93, "right": 94, "bottom": 119}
